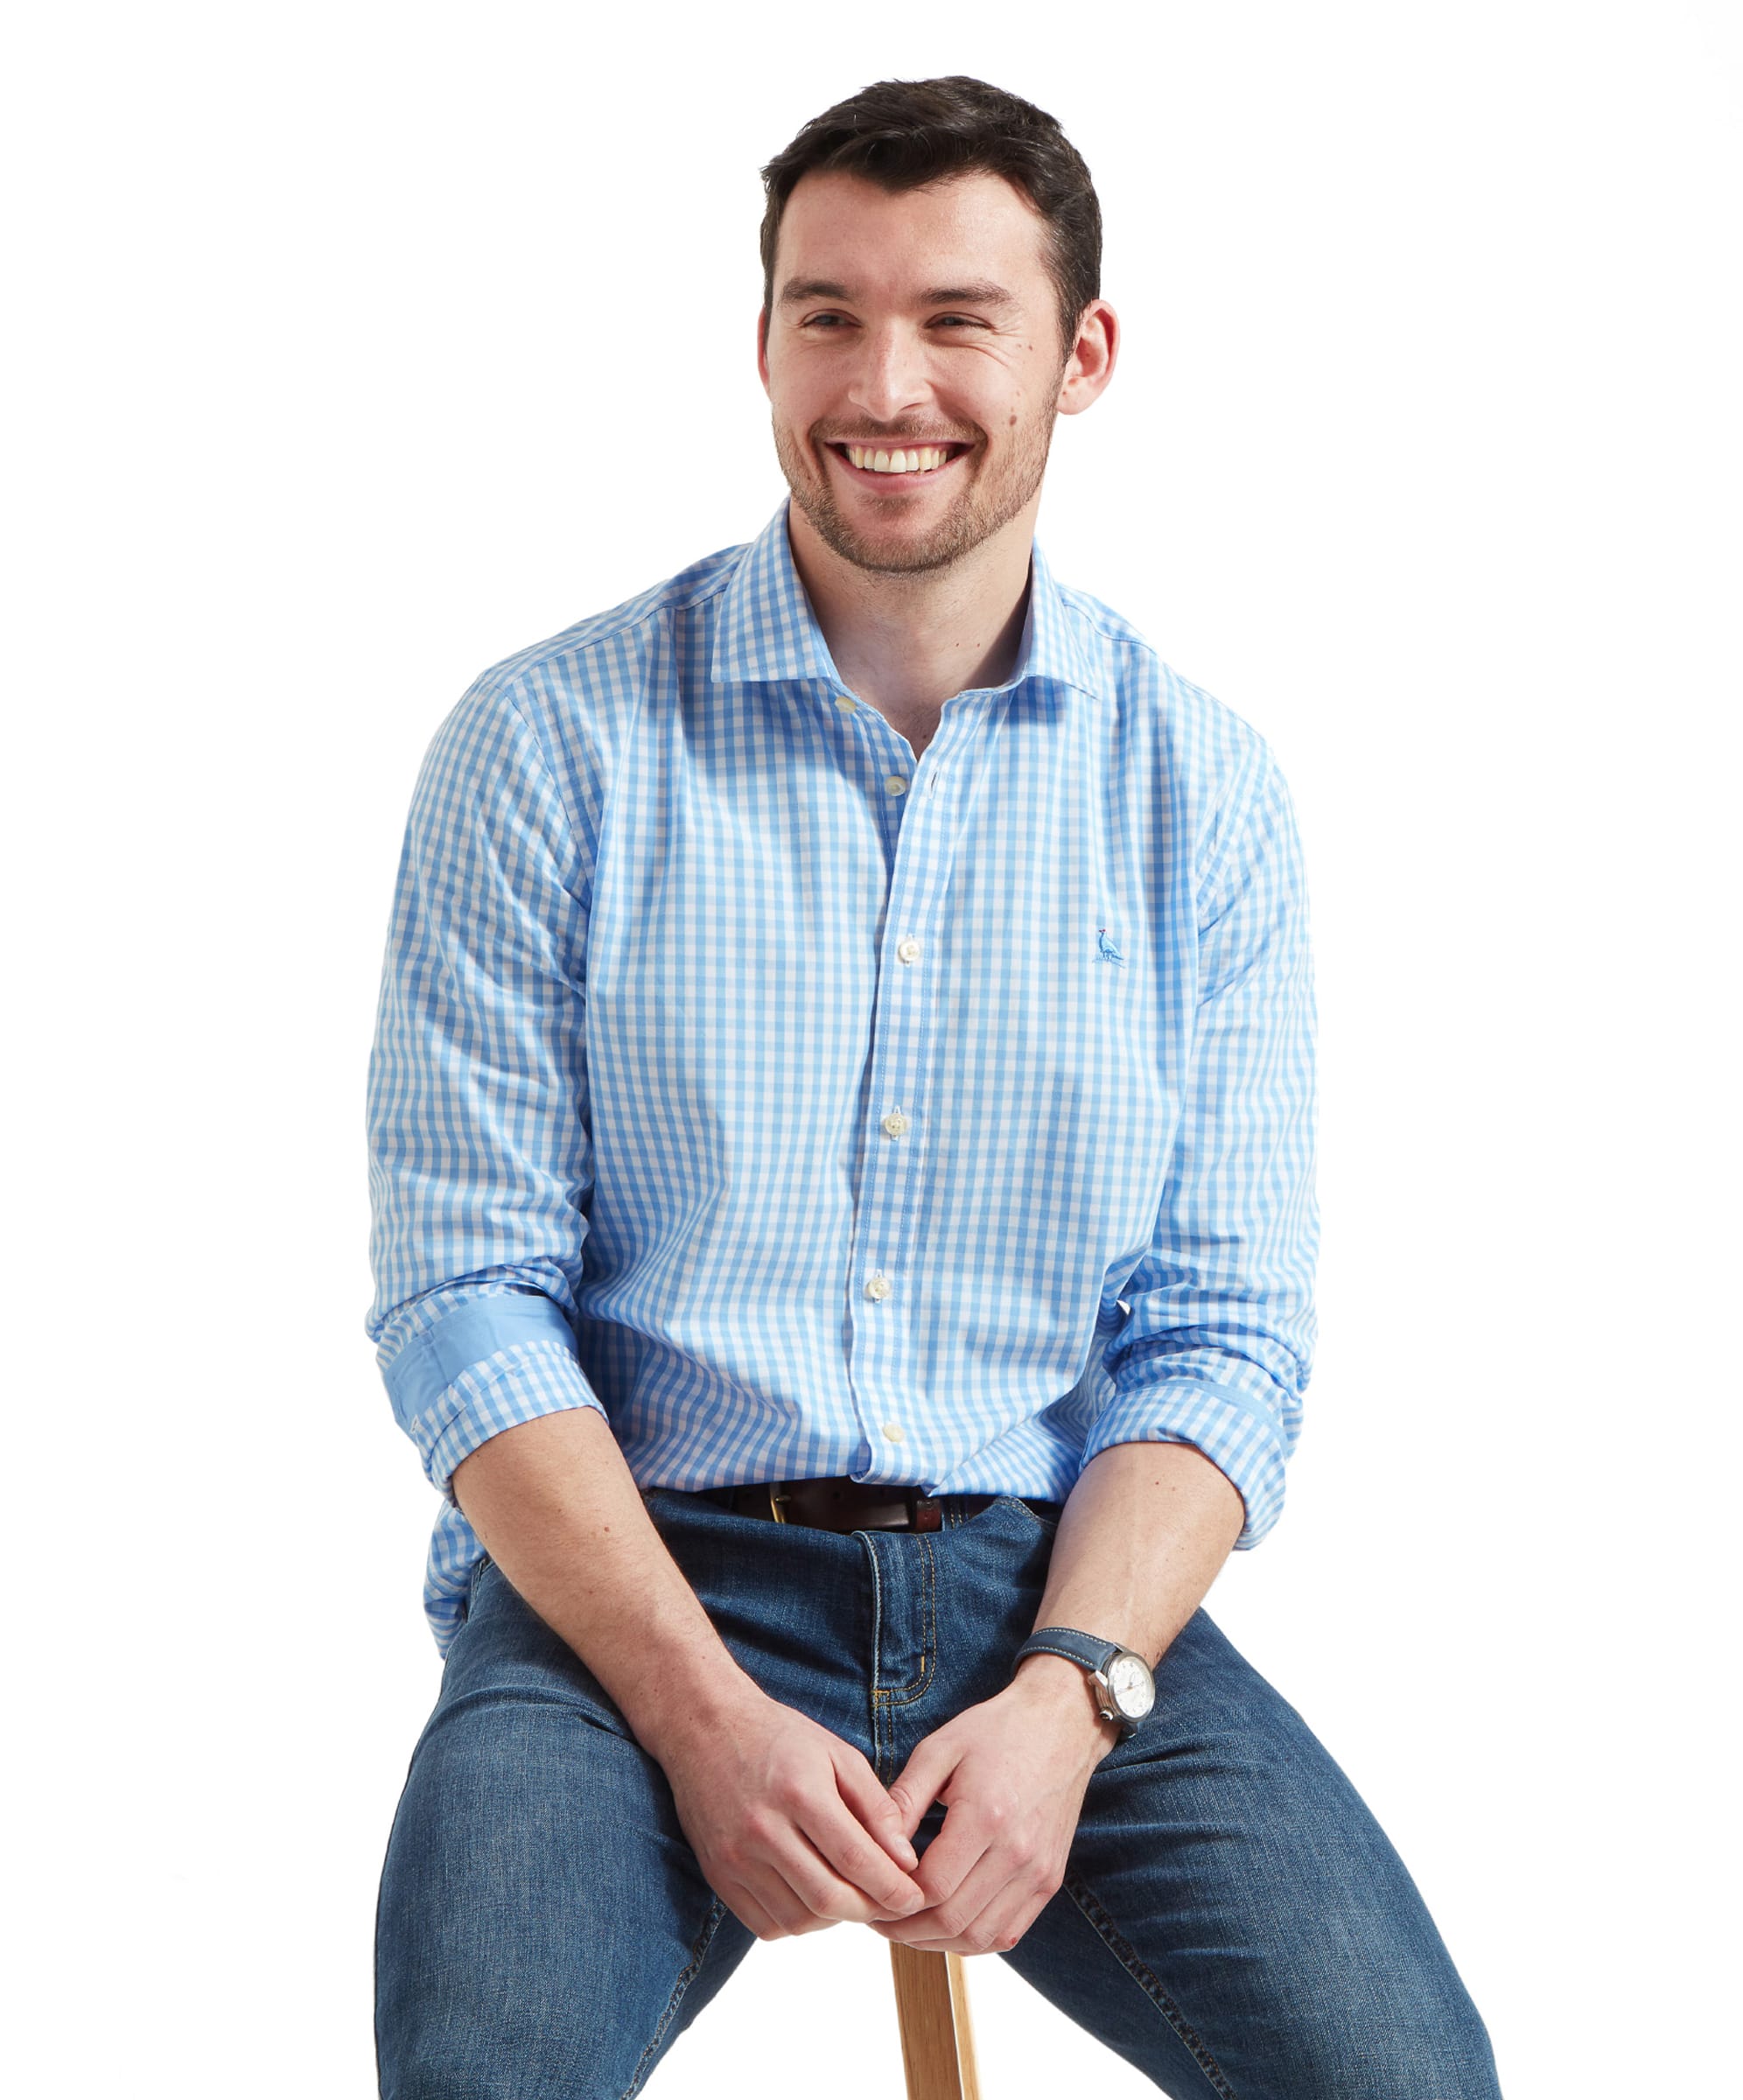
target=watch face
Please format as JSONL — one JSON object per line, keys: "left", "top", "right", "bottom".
{"left": 1107, "top": 1652, "right": 1155, "bottom": 1720}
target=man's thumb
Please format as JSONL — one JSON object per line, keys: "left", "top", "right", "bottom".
{"left": 887, "top": 1744, "right": 953, "bottom": 1843}
{"left": 835, "top": 1752, "right": 922, "bottom": 1868}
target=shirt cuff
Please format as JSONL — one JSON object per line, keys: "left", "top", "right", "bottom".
{"left": 1079, "top": 1376, "right": 1290, "bottom": 1548}
{"left": 383, "top": 1295, "right": 608, "bottom": 1500}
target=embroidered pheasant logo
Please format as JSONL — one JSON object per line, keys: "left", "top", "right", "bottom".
{"left": 1096, "top": 926, "right": 1126, "bottom": 966}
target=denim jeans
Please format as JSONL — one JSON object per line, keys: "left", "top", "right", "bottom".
{"left": 375, "top": 1489, "right": 1502, "bottom": 2097}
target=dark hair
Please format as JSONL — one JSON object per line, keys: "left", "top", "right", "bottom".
{"left": 759, "top": 76, "right": 1102, "bottom": 356}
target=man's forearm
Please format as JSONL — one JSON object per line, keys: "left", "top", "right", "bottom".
{"left": 449, "top": 1407, "right": 756, "bottom": 1761}
{"left": 866, "top": 1440, "right": 1250, "bottom": 1955}
{"left": 450, "top": 1409, "right": 930, "bottom": 1936}
{"left": 1012, "top": 1441, "right": 1247, "bottom": 1737}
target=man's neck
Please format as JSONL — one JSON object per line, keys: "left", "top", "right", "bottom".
{"left": 786, "top": 502, "right": 1035, "bottom": 757}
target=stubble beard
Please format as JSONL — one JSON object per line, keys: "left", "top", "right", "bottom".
{"left": 774, "top": 407, "right": 1058, "bottom": 577}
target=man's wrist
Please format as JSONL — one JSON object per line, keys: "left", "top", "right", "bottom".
{"left": 624, "top": 1648, "right": 766, "bottom": 1765}
{"left": 1009, "top": 1651, "right": 1122, "bottom": 1755}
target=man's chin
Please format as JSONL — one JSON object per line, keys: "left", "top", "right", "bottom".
{"left": 830, "top": 533, "right": 969, "bottom": 578}
{"left": 793, "top": 489, "right": 981, "bottom": 577}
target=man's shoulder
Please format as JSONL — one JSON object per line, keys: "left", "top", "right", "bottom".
{"left": 1049, "top": 572, "right": 1277, "bottom": 783}
{"left": 469, "top": 538, "right": 748, "bottom": 711}
{"left": 410, "top": 538, "right": 754, "bottom": 827}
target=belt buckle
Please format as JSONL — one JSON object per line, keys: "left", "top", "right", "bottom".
{"left": 907, "top": 1492, "right": 942, "bottom": 1534}
{"left": 767, "top": 1484, "right": 790, "bottom": 1524}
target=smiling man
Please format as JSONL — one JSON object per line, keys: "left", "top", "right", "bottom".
{"left": 367, "top": 77, "right": 1502, "bottom": 2098}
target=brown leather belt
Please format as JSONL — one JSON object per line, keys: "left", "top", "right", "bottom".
{"left": 694, "top": 1477, "right": 1061, "bottom": 1536}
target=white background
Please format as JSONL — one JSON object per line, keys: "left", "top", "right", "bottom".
{"left": 7, "top": 2, "right": 1739, "bottom": 2092}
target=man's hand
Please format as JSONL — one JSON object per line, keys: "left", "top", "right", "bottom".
{"left": 866, "top": 1658, "right": 1118, "bottom": 1956}
{"left": 653, "top": 1682, "right": 929, "bottom": 1942}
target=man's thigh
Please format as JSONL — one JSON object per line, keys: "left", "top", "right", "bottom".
{"left": 1000, "top": 1610, "right": 1502, "bottom": 2099}
{"left": 374, "top": 1555, "right": 756, "bottom": 2100}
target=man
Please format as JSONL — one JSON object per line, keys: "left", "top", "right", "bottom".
{"left": 366, "top": 75, "right": 1502, "bottom": 2097}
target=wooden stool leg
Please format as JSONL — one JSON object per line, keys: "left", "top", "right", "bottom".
{"left": 889, "top": 1945, "right": 982, "bottom": 2100}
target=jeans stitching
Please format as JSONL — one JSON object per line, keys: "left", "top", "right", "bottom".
{"left": 862, "top": 1533, "right": 888, "bottom": 1775}
{"left": 619, "top": 1895, "right": 729, "bottom": 2100}
{"left": 872, "top": 1530, "right": 938, "bottom": 1707}
{"left": 1001, "top": 1493, "right": 1060, "bottom": 1536}
{"left": 1062, "top": 1870, "right": 1240, "bottom": 2099}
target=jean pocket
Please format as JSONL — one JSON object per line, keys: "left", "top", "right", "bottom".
{"left": 992, "top": 1494, "right": 1060, "bottom": 1537}
{"left": 464, "top": 1551, "right": 494, "bottom": 1620}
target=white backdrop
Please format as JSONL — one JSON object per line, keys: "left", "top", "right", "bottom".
{"left": 7, "top": 3, "right": 1739, "bottom": 2093}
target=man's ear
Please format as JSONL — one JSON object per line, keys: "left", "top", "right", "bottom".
{"left": 1057, "top": 299, "right": 1119, "bottom": 417}
{"left": 756, "top": 307, "right": 771, "bottom": 394}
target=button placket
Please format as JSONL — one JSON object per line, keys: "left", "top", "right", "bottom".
{"left": 844, "top": 699, "right": 983, "bottom": 1475}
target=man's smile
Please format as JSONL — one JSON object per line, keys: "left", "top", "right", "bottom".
{"left": 823, "top": 439, "right": 974, "bottom": 483}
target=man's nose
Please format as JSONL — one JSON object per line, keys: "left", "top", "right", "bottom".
{"left": 846, "top": 324, "right": 930, "bottom": 424}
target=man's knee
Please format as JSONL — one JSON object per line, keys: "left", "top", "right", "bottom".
{"left": 1257, "top": 1950, "right": 1502, "bottom": 2099}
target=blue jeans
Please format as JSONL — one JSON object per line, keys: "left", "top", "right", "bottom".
{"left": 376, "top": 1489, "right": 1502, "bottom": 2097}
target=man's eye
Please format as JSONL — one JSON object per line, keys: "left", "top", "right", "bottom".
{"left": 933, "top": 315, "right": 981, "bottom": 329}
{"left": 802, "top": 312, "right": 850, "bottom": 328}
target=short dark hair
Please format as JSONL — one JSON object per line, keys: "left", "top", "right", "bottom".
{"left": 759, "top": 76, "right": 1102, "bottom": 357}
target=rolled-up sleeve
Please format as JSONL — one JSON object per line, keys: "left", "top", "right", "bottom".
{"left": 1085, "top": 743, "right": 1319, "bottom": 1546}
{"left": 365, "top": 679, "right": 606, "bottom": 1503}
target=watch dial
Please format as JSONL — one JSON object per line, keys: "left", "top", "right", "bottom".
{"left": 1108, "top": 1653, "right": 1154, "bottom": 1718}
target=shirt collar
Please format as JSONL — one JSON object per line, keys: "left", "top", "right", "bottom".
{"left": 710, "top": 501, "right": 1101, "bottom": 700}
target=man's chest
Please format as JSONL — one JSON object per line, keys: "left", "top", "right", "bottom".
{"left": 575, "top": 678, "right": 1199, "bottom": 1243}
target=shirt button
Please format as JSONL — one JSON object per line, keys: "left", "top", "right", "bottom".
{"left": 885, "top": 774, "right": 909, "bottom": 796}
{"left": 880, "top": 1110, "right": 910, "bottom": 1138}
{"left": 882, "top": 1420, "right": 906, "bottom": 1444}
{"left": 864, "top": 1271, "right": 892, "bottom": 1302}
{"left": 834, "top": 693, "right": 858, "bottom": 712}
{"left": 896, "top": 937, "right": 921, "bottom": 965}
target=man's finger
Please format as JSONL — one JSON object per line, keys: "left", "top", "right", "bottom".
{"left": 797, "top": 1792, "right": 927, "bottom": 1918}
{"left": 740, "top": 1852, "right": 845, "bottom": 1937}
{"left": 717, "top": 1874, "right": 785, "bottom": 1942}
{"left": 886, "top": 1735, "right": 962, "bottom": 1842}
{"left": 831, "top": 1746, "right": 921, "bottom": 1870}
{"left": 905, "top": 1797, "right": 997, "bottom": 1911}
{"left": 957, "top": 1874, "right": 1052, "bottom": 1956}
{"left": 763, "top": 1823, "right": 917, "bottom": 1927}
{"left": 876, "top": 1840, "right": 1019, "bottom": 1950}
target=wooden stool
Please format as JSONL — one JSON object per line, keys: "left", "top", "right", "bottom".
{"left": 889, "top": 1947, "right": 981, "bottom": 2099}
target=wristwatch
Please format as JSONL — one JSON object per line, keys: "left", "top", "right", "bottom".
{"left": 1013, "top": 1626, "right": 1156, "bottom": 1737}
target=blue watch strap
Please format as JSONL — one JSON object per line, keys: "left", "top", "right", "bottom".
{"left": 1014, "top": 1626, "right": 1122, "bottom": 1675}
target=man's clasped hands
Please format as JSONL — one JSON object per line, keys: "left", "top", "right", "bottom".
{"left": 654, "top": 1663, "right": 1117, "bottom": 1957}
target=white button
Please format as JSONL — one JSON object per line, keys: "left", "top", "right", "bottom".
{"left": 864, "top": 1271, "right": 892, "bottom": 1302}
{"left": 885, "top": 774, "right": 909, "bottom": 796}
{"left": 882, "top": 1420, "right": 906, "bottom": 1444}
{"left": 834, "top": 693, "right": 857, "bottom": 712}
{"left": 880, "top": 1110, "right": 910, "bottom": 1138}
{"left": 896, "top": 937, "right": 921, "bottom": 965}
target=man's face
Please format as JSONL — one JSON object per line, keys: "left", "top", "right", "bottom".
{"left": 760, "top": 170, "right": 1095, "bottom": 576}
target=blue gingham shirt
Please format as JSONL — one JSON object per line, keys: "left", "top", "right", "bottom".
{"left": 366, "top": 504, "right": 1318, "bottom": 1655}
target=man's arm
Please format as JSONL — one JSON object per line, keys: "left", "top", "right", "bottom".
{"left": 451, "top": 1410, "right": 927, "bottom": 1940}
{"left": 367, "top": 680, "right": 923, "bottom": 1940}
{"left": 866, "top": 1442, "right": 1242, "bottom": 1955}
{"left": 872, "top": 736, "right": 1317, "bottom": 1956}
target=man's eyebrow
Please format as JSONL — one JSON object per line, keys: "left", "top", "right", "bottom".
{"left": 775, "top": 276, "right": 1021, "bottom": 310}
{"left": 778, "top": 277, "right": 852, "bottom": 304}
{"left": 920, "top": 281, "right": 1018, "bottom": 310}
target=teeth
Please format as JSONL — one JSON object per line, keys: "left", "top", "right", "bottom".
{"left": 844, "top": 445, "right": 952, "bottom": 474}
